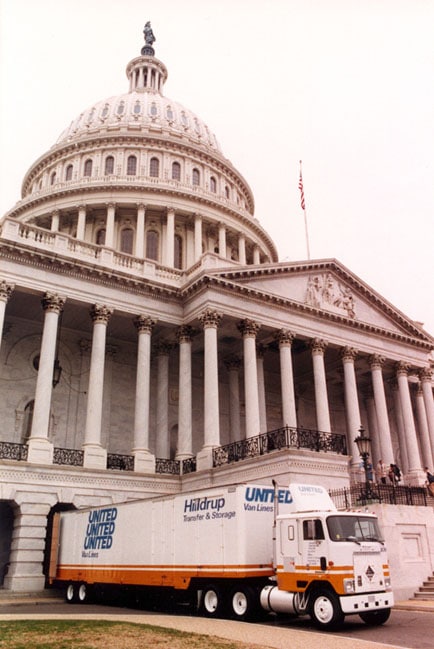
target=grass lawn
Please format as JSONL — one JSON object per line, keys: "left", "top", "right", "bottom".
{"left": 0, "top": 620, "right": 260, "bottom": 649}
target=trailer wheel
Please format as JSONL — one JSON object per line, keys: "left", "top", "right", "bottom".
{"left": 65, "top": 583, "right": 76, "bottom": 604}
{"left": 200, "top": 584, "right": 226, "bottom": 618}
{"left": 309, "top": 589, "right": 344, "bottom": 629}
{"left": 230, "top": 585, "right": 259, "bottom": 620}
{"left": 359, "top": 608, "right": 391, "bottom": 626}
{"left": 77, "top": 582, "right": 90, "bottom": 604}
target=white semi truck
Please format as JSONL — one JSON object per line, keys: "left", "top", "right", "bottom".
{"left": 49, "top": 483, "right": 393, "bottom": 629}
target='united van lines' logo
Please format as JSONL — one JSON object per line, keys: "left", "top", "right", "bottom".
{"left": 83, "top": 507, "right": 117, "bottom": 550}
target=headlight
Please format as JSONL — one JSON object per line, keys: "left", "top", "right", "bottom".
{"left": 344, "top": 578, "right": 355, "bottom": 593}
{"left": 384, "top": 577, "right": 392, "bottom": 590}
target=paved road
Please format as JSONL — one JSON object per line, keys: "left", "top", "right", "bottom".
{"left": 0, "top": 601, "right": 433, "bottom": 649}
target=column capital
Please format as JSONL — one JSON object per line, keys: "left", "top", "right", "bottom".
{"left": 0, "top": 281, "right": 14, "bottom": 303}
{"left": 90, "top": 304, "right": 113, "bottom": 325}
{"left": 237, "top": 318, "right": 260, "bottom": 338}
{"left": 176, "top": 325, "right": 195, "bottom": 343}
{"left": 134, "top": 315, "right": 157, "bottom": 334}
{"left": 105, "top": 201, "right": 116, "bottom": 209}
{"left": 166, "top": 206, "right": 175, "bottom": 216}
{"left": 419, "top": 367, "right": 433, "bottom": 383}
{"left": 199, "top": 308, "right": 222, "bottom": 329}
{"left": 224, "top": 355, "right": 241, "bottom": 371}
{"left": 310, "top": 337, "right": 328, "bottom": 354}
{"left": 369, "top": 354, "right": 386, "bottom": 370}
{"left": 276, "top": 329, "right": 295, "bottom": 346}
{"left": 395, "top": 360, "right": 410, "bottom": 377}
{"left": 341, "top": 346, "right": 358, "bottom": 362}
{"left": 136, "top": 202, "right": 146, "bottom": 210}
{"left": 154, "top": 340, "right": 173, "bottom": 356}
{"left": 41, "top": 292, "right": 65, "bottom": 314}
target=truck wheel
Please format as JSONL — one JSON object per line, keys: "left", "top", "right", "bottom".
{"left": 200, "top": 584, "right": 225, "bottom": 618}
{"left": 65, "top": 583, "right": 76, "bottom": 604}
{"left": 309, "top": 589, "right": 344, "bottom": 629}
{"left": 230, "top": 585, "right": 258, "bottom": 620}
{"left": 77, "top": 582, "right": 90, "bottom": 604}
{"left": 359, "top": 608, "right": 391, "bottom": 626}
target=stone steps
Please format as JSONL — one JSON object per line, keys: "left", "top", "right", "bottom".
{"left": 412, "top": 574, "right": 434, "bottom": 600}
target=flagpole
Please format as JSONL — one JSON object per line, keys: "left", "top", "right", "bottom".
{"left": 299, "top": 160, "right": 311, "bottom": 260}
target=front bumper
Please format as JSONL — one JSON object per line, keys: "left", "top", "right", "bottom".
{"left": 340, "top": 591, "right": 394, "bottom": 614}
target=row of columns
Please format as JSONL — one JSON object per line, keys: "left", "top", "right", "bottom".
{"left": 1, "top": 283, "right": 433, "bottom": 479}
{"left": 47, "top": 204, "right": 262, "bottom": 266}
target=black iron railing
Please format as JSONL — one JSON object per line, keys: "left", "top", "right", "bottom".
{"left": 106, "top": 453, "right": 134, "bottom": 471}
{"left": 53, "top": 447, "right": 84, "bottom": 466}
{"left": 0, "top": 441, "right": 28, "bottom": 461}
{"left": 182, "top": 456, "right": 197, "bottom": 474}
{"left": 330, "top": 483, "right": 428, "bottom": 508}
{"left": 213, "top": 425, "right": 347, "bottom": 467}
{"left": 155, "top": 458, "right": 180, "bottom": 474}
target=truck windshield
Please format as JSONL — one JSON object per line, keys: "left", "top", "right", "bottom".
{"left": 326, "top": 515, "right": 384, "bottom": 543}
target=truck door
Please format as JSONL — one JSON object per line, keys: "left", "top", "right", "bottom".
{"left": 278, "top": 518, "right": 298, "bottom": 573}
{"left": 301, "top": 518, "right": 327, "bottom": 571}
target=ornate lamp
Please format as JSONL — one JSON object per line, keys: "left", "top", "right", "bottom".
{"left": 354, "top": 426, "right": 374, "bottom": 499}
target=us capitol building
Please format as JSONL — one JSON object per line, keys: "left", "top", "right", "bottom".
{"left": 0, "top": 24, "right": 433, "bottom": 596}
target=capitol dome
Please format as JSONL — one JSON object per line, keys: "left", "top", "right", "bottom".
{"left": 7, "top": 26, "right": 278, "bottom": 270}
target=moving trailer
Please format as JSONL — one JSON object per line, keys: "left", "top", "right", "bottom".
{"left": 49, "top": 483, "right": 394, "bottom": 629}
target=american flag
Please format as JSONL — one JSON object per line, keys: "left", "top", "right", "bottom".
{"left": 299, "top": 164, "right": 305, "bottom": 210}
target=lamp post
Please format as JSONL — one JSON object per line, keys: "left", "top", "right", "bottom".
{"left": 354, "top": 426, "right": 374, "bottom": 500}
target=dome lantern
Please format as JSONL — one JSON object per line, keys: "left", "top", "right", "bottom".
{"left": 126, "top": 22, "right": 168, "bottom": 94}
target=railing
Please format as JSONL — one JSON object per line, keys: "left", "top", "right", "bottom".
{"left": 107, "top": 453, "right": 134, "bottom": 471}
{"left": 330, "top": 483, "right": 429, "bottom": 508}
{"left": 213, "top": 425, "right": 347, "bottom": 467}
{"left": 155, "top": 458, "right": 180, "bottom": 475}
{"left": 53, "top": 447, "right": 84, "bottom": 466}
{"left": 0, "top": 442, "right": 28, "bottom": 461}
{"left": 182, "top": 457, "right": 197, "bottom": 475}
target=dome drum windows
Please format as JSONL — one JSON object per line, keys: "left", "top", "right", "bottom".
{"left": 127, "top": 155, "right": 137, "bottom": 176}
{"left": 146, "top": 230, "right": 159, "bottom": 261}
{"left": 65, "top": 164, "right": 73, "bottom": 181}
{"left": 149, "top": 157, "right": 160, "bottom": 178}
{"left": 120, "top": 227, "right": 134, "bottom": 254}
{"left": 104, "top": 156, "right": 114, "bottom": 175}
{"left": 171, "top": 161, "right": 181, "bottom": 181}
{"left": 83, "top": 159, "right": 93, "bottom": 177}
{"left": 192, "top": 168, "right": 200, "bottom": 186}
{"left": 209, "top": 176, "right": 217, "bottom": 193}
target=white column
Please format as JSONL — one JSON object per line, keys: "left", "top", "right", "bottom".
{"left": 391, "top": 381, "right": 409, "bottom": 474}
{"left": 341, "top": 347, "right": 362, "bottom": 466}
{"left": 0, "top": 281, "right": 14, "bottom": 353}
{"left": 277, "top": 330, "right": 297, "bottom": 428}
{"left": 135, "top": 204, "right": 146, "bottom": 258}
{"left": 369, "top": 355, "right": 394, "bottom": 465}
{"left": 165, "top": 208, "right": 175, "bottom": 267}
{"left": 218, "top": 223, "right": 227, "bottom": 259}
{"left": 420, "top": 368, "right": 434, "bottom": 459}
{"left": 238, "top": 319, "right": 261, "bottom": 438}
{"left": 257, "top": 344, "right": 267, "bottom": 433}
{"left": 396, "top": 361, "right": 424, "bottom": 482}
{"left": 83, "top": 304, "right": 113, "bottom": 469}
{"left": 253, "top": 245, "right": 260, "bottom": 265}
{"left": 225, "top": 356, "right": 241, "bottom": 442}
{"left": 365, "top": 391, "right": 382, "bottom": 469}
{"left": 310, "top": 338, "right": 331, "bottom": 432}
{"left": 105, "top": 203, "right": 115, "bottom": 248}
{"left": 76, "top": 205, "right": 86, "bottom": 240}
{"left": 50, "top": 210, "right": 59, "bottom": 232}
{"left": 197, "top": 309, "right": 222, "bottom": 469}
{"left": 414, "top": 383, "right": 433, "bottom": 469}
{"left": 27, "top": 293, "right": 65, "bottom": 464}
{"left": 238, "top": 234, "right": 246, "bottom": 265}
{"left": 132, "top": 315, "right": 156, "bottom": 472}
{"left": 176, "top": 326, "right": 193, "bottom": 460}
{"left": 155, "top": 342, "right": 171, "bottom": 459}
{"left": 194, "top": 214, "right": 202, "bottom": 262}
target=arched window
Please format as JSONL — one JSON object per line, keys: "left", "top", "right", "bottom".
{"left": 65, "top": 164, "right": 73, "bottom": 181}
{"left": 120, "top": 228, "right": 134, "bottom": 254}
{"left": 172, "top": 161, "right": 181, "bottom": 180}
{"left": 96, "top": 228, "right": 106, "bottom": 245}
{"left": 210, "top": 176, "right": 217, "bottom": 193}
{"left": 127, "top": 155, "right": 137, "bottom": 176}
{"left": 174, "top": 235, "right": 183, "bottom": 269}
{"left": 146, "top": 230, "right": 159, "bottom": 261}
{"left": 84, "top": 159, "right": 93, "bottom": 177}
{"left": 225, "top": 185, "right": 230, "bottom": 199}
{"left": 192, "top": 168, "right": 200, "bottom": 186}
{"left": 50, "top": 172, "right": 56, "bottom": 185}
{"left": 149, "top": 157, "right": 160, "bottom": 178}
{"left": 104, "top": 156, "right": 114, "bottom": 175}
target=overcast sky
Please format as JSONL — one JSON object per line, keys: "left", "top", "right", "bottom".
{"left": 1, "top": 0, "right": 433, "bottom": 337}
